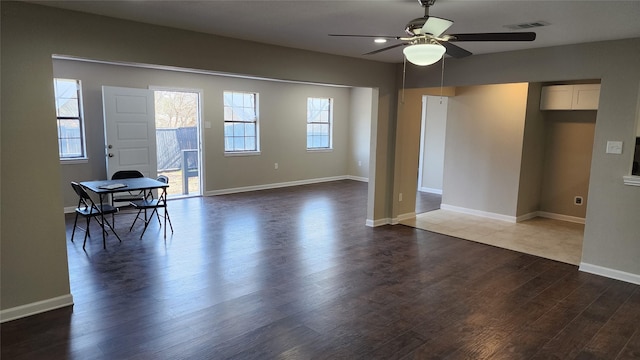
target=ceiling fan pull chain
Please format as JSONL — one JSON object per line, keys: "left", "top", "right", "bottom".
{"left": 440, "top": 55, "right": 445, "bottom": 103}
{"left": 402, "top": 56, "right": 407, "bottom": 104}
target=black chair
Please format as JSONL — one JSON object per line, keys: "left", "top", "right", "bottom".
{"left": 70, "top": 182, "right": 121, "bottom": 249}
{"left": 111, "top": 170, "right": 145, "bottom": 206}
{"left": 129, "top": 176, "right": 174, "bottom": 239}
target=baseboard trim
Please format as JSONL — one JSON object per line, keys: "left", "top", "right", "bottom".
{"left": 366, "top": 218, "right": 390, "bottom": 227}
{"left": 392, "top": 212, "right": 416, "bottom": 225}
{"left": 537, "top": 211, "right": 585, "bottom": 224}
{"left": 66, "top": 176, "right": 369, "bottom": 213}
{"left": 346, "top": 175, "right": 368, "bottom": 183}
{"left": 437, "top": 206, "right": 586, "bottom": 225}
{"left": 204, "top": 176, "right": 354, "bottom": 196}
{"left": 440, "top": 204, "right": 517, "bottom": 223}
{"left": 579, "top": 263, "right": 640, "bottom": 285}
{"left": 1, "top": 294, "right": 74, "bottom": 323}
{"left": 419, "top": 187, "right": 442, "bottom": 195}
{"left": 516, "top": 212, "right": 538, "bottom": 222}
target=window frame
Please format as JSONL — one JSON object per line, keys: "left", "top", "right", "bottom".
{"left": 306, "top": 97, "right": 333, "bottom": 151}
{"left": 223, "top": 90, "right": 260, "bottom": 154}
{"left": 54, "top": 78, "right": 88, "bottom": 161}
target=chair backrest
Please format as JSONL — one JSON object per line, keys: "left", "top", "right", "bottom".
{"left": 157, "top": 175, "right": 169, "bottom": 184}
{"left": 71, "top": 182, "right": 93, "bottom": 209}
{"left": 111, "top": 170, "right": 144, "bottom": 180}
{"left": 71, "top": 182, "right": 90, "bottom": 200}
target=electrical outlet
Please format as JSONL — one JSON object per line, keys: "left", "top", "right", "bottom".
{"left": 399, "top": 193, "right": 403, "bottom": 202}
{"left": 274, "top": 163, "right": 278, "bottom": 169}
{"left": 358, "top": 161, "right": 362, "bottom": 167}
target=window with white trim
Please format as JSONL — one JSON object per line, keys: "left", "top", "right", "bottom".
{"left": 307, "top": 97, "right": 333, "bottom": 150}
{"left": 223, "top": 91, "right": 259, "bottom": 153}
{"left": 54, "top": 78, "right": 87, "bottom": 159}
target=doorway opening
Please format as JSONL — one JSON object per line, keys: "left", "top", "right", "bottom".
{"left": 416, "top": 95, "right": 447, "bottom": 214}
{"left": 153, "top": 89, "right": 202, "bottom": 198}
{"left": 408, "top": 83, "right": 593, "bottom": 265}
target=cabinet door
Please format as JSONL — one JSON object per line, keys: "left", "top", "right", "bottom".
{"left": 540, "top": 85, "right": 573, "bottom": 110}
{"left": 572, "top": 84, "right": 600, "bottom": 110}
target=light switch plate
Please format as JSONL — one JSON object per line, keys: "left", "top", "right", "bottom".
{"left": 204, "top": 121, "right": 212, "bottom": 129}
{"left": 606, "top": 141, "right": 623, "bottom": 154}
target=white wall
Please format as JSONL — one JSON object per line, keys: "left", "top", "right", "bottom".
{"left": 539, "top": 111, "right": 596, "bottom": 218}
{"left": 442, "top": 83, "right": 530, "bottom": 217}
{"left": 516, "top": 83, "right": 546, "bottom": 217}
{"left": 348, "top": 87, "right": 373, "bottom": 180}
{"left": 54, "top": 59, "right": 368, "bottom": 208}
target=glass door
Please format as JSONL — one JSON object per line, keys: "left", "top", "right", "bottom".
{"left": 154, "top": 89, "right": 202, "bottom": 198}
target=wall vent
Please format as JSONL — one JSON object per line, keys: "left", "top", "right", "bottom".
{"left": 504, "top": 21, "right": 550, "bottom": 30}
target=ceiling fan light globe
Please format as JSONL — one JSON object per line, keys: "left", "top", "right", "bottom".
{"left": 403, "top": 43, "right": 446, "bottom": 66}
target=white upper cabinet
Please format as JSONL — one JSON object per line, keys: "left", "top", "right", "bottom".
{"left": 540, "top": 84, "right": 600, "bottom": 110}
{"left": 540, "top": 85, "right": 573, "bottom": 110}
{"left": 571, "top": 84, "right": 601, "bottom": 110}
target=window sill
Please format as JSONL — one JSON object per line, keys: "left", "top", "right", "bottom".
{"left": 60, "top": 158, "right": 89, "bottom": 165}
{"left": 623, "top": 175, "right": 640, "bottom": 186}
{"left": 224, "top": 151, "right": 261, "bottom": 157}
{"left": 307, "top": 148, "right": 333, "bottom": 153}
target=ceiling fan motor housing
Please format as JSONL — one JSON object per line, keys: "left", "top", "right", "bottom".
{"left": 418, "top": 0, "right": 437, "bottom": 7}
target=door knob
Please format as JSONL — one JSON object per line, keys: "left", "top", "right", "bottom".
{"left": 108, "top": 153, "right": 114, "bottom": 158}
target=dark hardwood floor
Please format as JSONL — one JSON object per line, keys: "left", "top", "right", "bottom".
{"left": 3, "top": 180, "right": 639, "bottom": 359}
{"left": 415, "top": 191, "right": 441, "bottom": 214}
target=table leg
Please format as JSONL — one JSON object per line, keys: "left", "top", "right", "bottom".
{"left": 100, "top": 194, "right": 106, "bottom": 249}
{"left": 162, "top": 188, "right": 167, "bottom": 239}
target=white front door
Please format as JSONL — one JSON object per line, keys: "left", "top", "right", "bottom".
{"left": 102, "top": 86, "right": 157, "bottom": 179}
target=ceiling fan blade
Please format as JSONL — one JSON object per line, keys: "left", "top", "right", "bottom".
{"left": 363, "top": 43, "right": 406, "bottom": 55}
{"left": 329, "top": 34, "right": 401, "bottom": 39}
{"left": 421, "top": 16, "right": 453, "bottom": 37}
{"left": 442, "top": 42, "right": 472, "bottom": 58}
{"left": 448, "top": 32, "right": 536, "bottom": 42}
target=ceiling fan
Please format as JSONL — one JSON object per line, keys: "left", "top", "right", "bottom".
{"left": 329, "top": 0, "right": 536, "bottom": 66}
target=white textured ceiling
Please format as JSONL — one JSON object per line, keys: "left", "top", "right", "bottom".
{"left": 27, "top": 0, "right": 640, "bottom": 63}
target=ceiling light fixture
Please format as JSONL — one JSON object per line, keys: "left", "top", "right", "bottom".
{"left": 403, "top": 42, "right": 446, "bottom": 66}
{"left": 374, "top": 38, "right": 387, "bottom": 44}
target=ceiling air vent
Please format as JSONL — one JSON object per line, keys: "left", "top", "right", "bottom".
{"left": 504, "top": 21, "right": 550, "bottom": 30}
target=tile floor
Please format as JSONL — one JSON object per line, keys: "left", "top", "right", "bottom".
{"left": 401, "top": 209, "right": 584, "bottom": 265}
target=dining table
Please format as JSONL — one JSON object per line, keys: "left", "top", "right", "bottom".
{"left": 80, "top": 177, "right": 169, "bottom": 248}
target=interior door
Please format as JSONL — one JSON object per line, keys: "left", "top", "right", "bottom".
{"left": 102, "top": 86, "right": 157, "bottom": 179}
